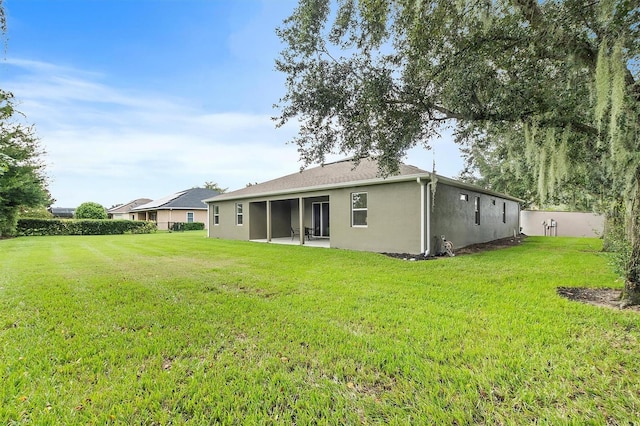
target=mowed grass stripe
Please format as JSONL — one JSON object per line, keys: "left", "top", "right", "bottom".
{"left": 1, "top": 232, "right": 639, "bottom": 424}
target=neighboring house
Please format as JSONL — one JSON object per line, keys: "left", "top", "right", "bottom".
{"left": 520, "top": 210, "right": 604, "bottom": 237}
{"left": 107, "top": 198, "right": 152, "bottom": 220}
{"left": 203, "top": 158, "right": 522, "bottom": 254}
{"left": 131, "top": 188, "right": 219, "bottom": 230}
{"left": 49, "top": 207, "right": 75, "bottom": 218}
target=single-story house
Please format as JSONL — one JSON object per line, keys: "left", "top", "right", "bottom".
{"left": 203, "top": 158, "right": 522, "bottom": 255}
{"left": 107, "top": 198, "right": 152, "bottom": 220}
{"left": 131, "top": 188, "right": 219, "bottom": 230}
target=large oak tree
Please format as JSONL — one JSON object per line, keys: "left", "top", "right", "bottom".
{"left": 275, "top": 0, "right": 640, "bottom": 304}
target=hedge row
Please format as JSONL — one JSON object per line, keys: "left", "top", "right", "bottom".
{"left": 17, "top": 218, "right": 157, "bottom": 236}
{"left": 170, "top": 222, "right": 205, "bottom": 232}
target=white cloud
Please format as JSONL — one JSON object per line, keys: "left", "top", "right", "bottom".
{"left": 2, "top": 58, "right": 304, "bottom": 207}
{"left": 2, "top": 57, "right": 463, "bottom": 207}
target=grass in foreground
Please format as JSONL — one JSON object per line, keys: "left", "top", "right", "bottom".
{"left": 1, "top": 233, "right": 639, "bottom": 424}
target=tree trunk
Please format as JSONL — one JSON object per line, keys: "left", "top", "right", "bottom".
{"left": 623, "top": 169, "right": 640, "bottom": 305}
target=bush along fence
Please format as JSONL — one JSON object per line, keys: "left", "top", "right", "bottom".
{"left": 169, "top": 222, "right": 205, "bottom": 232}
{"left": 17, "top": 219, "right": 157, "bottom": 236}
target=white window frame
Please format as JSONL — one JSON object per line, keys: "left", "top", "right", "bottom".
{"left": 474, "top": 196, "right": 481, "bottom": 225}
{"left": 460, "top": 193, "right": 468, "bottom": 202}
{"left": 186, "top": 211, "right": 194, "bottom": 223}
{"left": 213, "top": 205, "right": 220, "bottom": 226}
{"left": 236, "top": 203, "right": 244, "bottom": 226}
{"left": 351, "top": 192, "right": 368, "bottom": 227}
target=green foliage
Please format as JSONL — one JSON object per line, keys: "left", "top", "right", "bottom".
{"left": 203, "top": 181, "right": 228, "bottom": 193}
{"left": 74, "top": 201, "right": 107, "bottom": 219}
{"left": 18, "top": 206, "right": 53, "bottom": 219}
{"left": 16, "top": 218, "right": 157, "bottom": 236}
{"left": 0, "top": 0, "right": 5, "bottom": 44}
{"left": 1, "top": 233, "right": 639, "bottom": 423}
{"left": 603, "top": 218, "right": 631, "bottom": 278}
{"left": 459, "top": 122, "right": 607, "bottom": 211}
{"left": 0, "top": 90, "right": 52, "bottom": 237}
{"left": 170, "top": 222, "right": 205, "bottom": 232}
{"left": 276, "top": 0, "right": 640, "bottom": 299}
{"left": 595, "top": 39, "right": 611, "bottom": 136}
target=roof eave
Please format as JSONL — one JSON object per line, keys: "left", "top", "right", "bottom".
{"left": 131, "top": 206, "right": 208, "bottom": 212}
{"left": 204, "top": 172, "right": 523, "bottom": 204}
{"left": 435, "top": 175, "right": 524, "bottom": 203}
{"left": 203, "top": 173, "right": 429, "bottom": 202}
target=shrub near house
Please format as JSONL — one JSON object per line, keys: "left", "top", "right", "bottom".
{"left": 17, "top": 218, "right": 157, "bottom": 236}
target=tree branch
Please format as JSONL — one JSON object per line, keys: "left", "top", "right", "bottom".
{"left": 510, "top": 0, "right": 598, "bottom": 69}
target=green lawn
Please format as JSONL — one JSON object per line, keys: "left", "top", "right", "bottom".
{"left": 1, "top": 232, "right": 639, "bottom": 424}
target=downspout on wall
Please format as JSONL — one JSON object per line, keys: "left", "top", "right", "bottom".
{"left": 418, "top": 177, "right": 432, "bottom": 256}
{"left": 426, "top": 181, "right": 431, "bottom": 256}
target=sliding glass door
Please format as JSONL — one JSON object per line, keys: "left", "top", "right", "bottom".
{"left": 312, "top": 202, "right": 330, "bottom": 237}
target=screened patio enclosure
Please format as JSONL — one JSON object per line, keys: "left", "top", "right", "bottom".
{"left": 248, "top": 196, "right": 330, "bottom": 245}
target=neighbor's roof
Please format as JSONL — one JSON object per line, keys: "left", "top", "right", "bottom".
{"left": 132, "top": 188, "right": 219, "bottom": 211}
{"left": 203, "top": 157, "right": 523, "bottom": 203}
{"left": 107, "top": 198, "right": 152, "bottom": 214}
{"left": 49, "top": 207, "right": 76, "bottom": 217}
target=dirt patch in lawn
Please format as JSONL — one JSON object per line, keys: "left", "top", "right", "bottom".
{"left": 454, "top": 235, "right": 524, "bottom": 255}
{"left": 382, "top": 235, "right": 524, "bottom": 261}
{"left": 557, "top": 287, "right": 640, "bottom": 312}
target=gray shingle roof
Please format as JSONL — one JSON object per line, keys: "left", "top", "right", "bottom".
{"left": 107, "top": 198, "right": 153, "bottom": 214}
{"left": 207, "top": 158, "right": 428, "bottom": 201}
{"left": 132, "top": 188, "right": 219, "bottom": 211}
{"left": 163, "top": 188, "right": 219, "bottom": 209}
{"left": 203, "top": 157, "right": 524, "bottom": 203}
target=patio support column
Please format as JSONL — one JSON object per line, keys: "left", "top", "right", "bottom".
{"left": 206, "top": 203, "right": 211, "bottom": 238}
{"left": 299, "top": 197, "right": 304, "bottom": 245}
{"left": 267, "top": 200, "right": 272, "bottom": 242}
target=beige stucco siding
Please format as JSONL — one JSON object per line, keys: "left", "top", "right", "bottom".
{"left": 210, "top": 201, "right": 251, "bottom": 240}
{"left": 431, "top": 183, "right": 520, "bottom": 250}
{"left": 152, "top": 209, "right": 208, "bottom": 231}
{"left": 329, "top": 181, "right": 421, "bottom": 253}
{"left": 207, "top": 179, "right": 521, "bottom": 254}
{"left": 211, "top": 183, "right": 423, "bottom": 253}
{"left": 248, "top": 202, "right": 267, "bottom": 239}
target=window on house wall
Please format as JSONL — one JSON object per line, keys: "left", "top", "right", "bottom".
{"left": 351, "top": 192, "right": 368, "bottom": 227}
{"left": 213, "top": 205, "right": 220, "bottom": 225}
{"left": 474, "top": 196, "right": 481, "bottom": 225}
{"left": 236, "top": 203, "right": 243, "bottom": 225}
{"left": 187, "top": 212, "right": 194, "bottom": 223}
{"left": 502, "top": 202, "right": 506, "bottom": 224}
{"left": 460, "top": 193, "right": 468, "bottom": 201}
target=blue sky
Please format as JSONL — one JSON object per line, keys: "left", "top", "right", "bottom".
{"left": 1, "top": 0, "right": 463, "bottom": 208}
